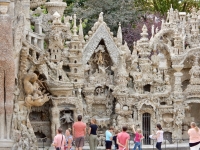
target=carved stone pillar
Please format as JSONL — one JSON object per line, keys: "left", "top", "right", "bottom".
{"left": 34, "top": 19, "right": 42, "bottom": 34}
{"left": 51, "top": 103, "right": 60, "bottom": 139}
{"left": 21, "top": 0, "right": 30, "bottom": 30}
{"left": 172, "top": 65, "right": 184, "bottom": 99}
{"left": 172, "top": 64, "right": 184, "bottom": 140}
{"left": 0, "top": 0, "right": 15, "bottom": 142}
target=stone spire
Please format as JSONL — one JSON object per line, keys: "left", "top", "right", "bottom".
{"left": 79, "top": 19, "right": 84, "bottom": 42}
{"left": 132, "top": 41, "right": 137, "bottom": 54}
{"left": 140, "top": 24, "right": 149, "bottom": 42}
{"left": 169, "top": 4, "right": 174, "bottom": 23}
{"left": 98, "top": 12, "right": 104, "bottom": 23}
{"left": 117, "top": 22, "right": 122, "bottom": 45}
{"left": 73, "top": 14, "right": 78, "bottom": 40}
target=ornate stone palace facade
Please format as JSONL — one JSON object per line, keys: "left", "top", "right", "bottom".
{"left": 0, "top": 0, "right": 200, "bottom": 149}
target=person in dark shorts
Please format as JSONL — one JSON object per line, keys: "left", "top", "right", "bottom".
{"left": 88, "top": 118, "right": 98, "bottom": 150}
{"left": 105, "top": 126, "right": 114, "bottom": 150}
{"left": 73, "top": 115, "right": 86, "bottom": 150}
{"left": 113, "top": 130, "right": 119, "bottom": 150}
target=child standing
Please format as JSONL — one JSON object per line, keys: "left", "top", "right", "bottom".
{"left": 132, "top": 125, "right": 144, "bottom": 150}
{"left": 113, "top": 130, "right": 119, "bottom": 150}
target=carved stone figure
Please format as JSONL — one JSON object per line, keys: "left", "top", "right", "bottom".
{"left": 23, "top": 73, "right": 49, "bottom": 107}
{"left": 60, "top": 112, "right": 73, "bottom": 124}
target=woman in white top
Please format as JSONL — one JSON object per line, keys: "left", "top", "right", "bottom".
{"left": 155, "top": 124, "right": 163, "bottom": 150}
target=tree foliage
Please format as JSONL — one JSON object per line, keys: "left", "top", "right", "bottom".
{"left": 69, "top": 0, "right": 142, "bottom": 35}
{"left": 123, "top": 13, "right": 162, "bottom": 49}
{"left": 134, "top": 0, "right": 200, "bottom": 15}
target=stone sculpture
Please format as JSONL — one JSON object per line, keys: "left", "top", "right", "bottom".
{"left": 0, "top": 0, "right": 200, "bottom": 148}
{"left": 60, "top": 112, "right": 74, "bottom": 124}
{"left": 23, "top": 73, "right": 49, "bottom": 107}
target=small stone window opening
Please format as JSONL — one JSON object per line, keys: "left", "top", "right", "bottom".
{"left": 29, "top": 50, "right": 32, "bottom": 56}
{"left": 74, "top": 60, "right": 77, "bottom": 63}
{"left": 36, "top": 52, "right": 40, "bottom": 60}
{"left": 160, "top": 102, "right": 166, "bottom": 105}
{"left": 55, "top": 55, "right": 56, "bottom": 59}
{"left": 59, "top": 75, "right": 62, "bottom": 81}
{"left": 74, "top": 68, "right": 77, "bottom": 73}
{"left": 143, "top": 84, "right": 151, "bottom": 92}
{"left": 74, "top": 79, "right": 77, "bottom": 82}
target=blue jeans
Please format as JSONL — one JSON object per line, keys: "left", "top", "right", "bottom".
{"left": 133, "top": 142, "right": 142, "bottom": 150}
{"left": 156, "top": 142, "right": 162, "bottom": 150}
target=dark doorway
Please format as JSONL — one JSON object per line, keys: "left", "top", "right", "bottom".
{"left": 142, "top": 113, "right": 151, "bottom": 145}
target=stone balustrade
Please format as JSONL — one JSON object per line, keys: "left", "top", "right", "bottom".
{"left": 25, "top": 30, "right": 45, "bottom": 50}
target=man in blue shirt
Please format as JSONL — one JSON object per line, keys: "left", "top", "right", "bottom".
{"left": 105, "top": 126, "right": 114, "bottom": 150}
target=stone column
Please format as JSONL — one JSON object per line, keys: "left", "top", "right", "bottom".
{"left": 172, "top": 65, "right": 184, "bottom": 98}
{"left": 21, "top": 0, "right": 30, "bottom": 30}
{"left": 172, "top": 64, "right": 184, "bottom": 140}
{"left": 34, "top": 19, "right": 42, "bottom": 34}
{"left": 0, "top": 0, "right": 15, "bottom": 147}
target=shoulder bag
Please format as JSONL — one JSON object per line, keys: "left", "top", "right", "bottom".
{"left": 56, "top": 135, "right": 63, "bottom": 150}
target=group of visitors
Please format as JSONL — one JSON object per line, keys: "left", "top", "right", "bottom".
{"left": 52, "top": 114, "right": 200, "bottom": 150}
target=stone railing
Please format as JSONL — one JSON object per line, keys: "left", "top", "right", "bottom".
{"left": 25, "top": 30, "right": 45, "bottom": 50}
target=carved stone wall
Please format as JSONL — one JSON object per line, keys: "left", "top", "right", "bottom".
{"left": 0, "top": 0, "right": 200, "bottom": 149}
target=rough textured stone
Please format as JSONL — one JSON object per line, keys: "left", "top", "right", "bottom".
{"left": 0, "top": 1, "right": 200, "bottom": 149}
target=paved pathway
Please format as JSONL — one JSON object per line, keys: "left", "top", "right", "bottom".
{"left": 39, "top": 142, "right": 190, "bottom": 150}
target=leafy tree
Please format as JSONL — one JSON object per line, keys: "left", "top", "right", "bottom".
{"left": 122, "top": 13, "right": 162, "bottom": 50}
{"left": 134, "top": 0, "right": 200, "bottom": 15}
{"left": 70, "top": 0, "right": 142, "bottom": 35}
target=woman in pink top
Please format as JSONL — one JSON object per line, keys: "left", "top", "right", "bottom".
{"left": 188, "top": 122, "right": 200, "bottom": 150}
{"left": 132, "top": 125, "right": 144, "bottom": 150}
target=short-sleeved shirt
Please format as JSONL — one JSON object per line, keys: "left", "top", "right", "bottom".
{"left": 188, "top": 128, "right": 200, "bottom": 143}
{"left": 117, "top": 132, "right": 130, "bottom": 150}
{"left": 53, "top": 134, "right": 66, "bottom": 150}
{"left": 156, "top": 130, "right": 164, "bottom": 142}
{"left": 106, "top": 130, "right": 112, "bottom": 141}
{"left": 90, "top": 124, "right": 98, "bottom": 135}
{"left": 73, "top": 121, "right": 86, "bottom": 138}
{"left": 134, "top": 132, "right": 143, "bottom": 142}
{"left": 65, "top": 135, "right": 73, "bottom": 147}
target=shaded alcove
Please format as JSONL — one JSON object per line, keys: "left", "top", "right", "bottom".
{"left": 59, "top": 109, "right": 74, "bottom": 133}
{"left": 143, "top": 84, "right": 151, "bottom": 92}
{"left": 188, "top": 103, "right": 200, "bottom": 125}
{"left": 182, "top": 79, "right": 190, "bottom": 91}
{"left": 35, "top": 131, "right": 46, "bottom": 138}
{"left": 87, "top": 39, "right": 113, "bottom": 75}
{"left": 164, "top": 132, "right": 172, "bottom": 143}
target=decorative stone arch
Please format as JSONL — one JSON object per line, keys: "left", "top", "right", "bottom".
{"left": 181, "top": 47, "right": 200, "bottom": 65}
{"left": 82, "top": 24, "right": 120, "bottom": 65}
{"left": 137, "top": 100, "right": 157, "bottom": 111}
{"left": 139, "top": 105, "right": 156, "bottom": 145}
{"left": 150, "top": 28, "right": 175, "bottom": 67}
